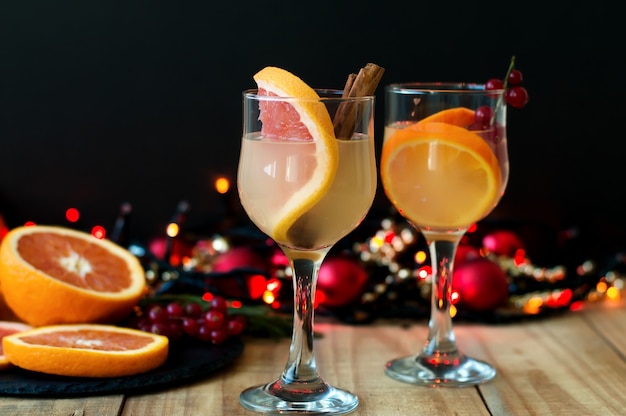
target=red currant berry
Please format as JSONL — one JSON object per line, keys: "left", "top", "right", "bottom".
{"left": 150, "top": 322, "right": 170, "bottom": 337}
{"left": 185, "top": 302, "right": 203, "bottom": 318}
{"left": 226, "top": 315, "right": 246, "bottom": 336}
{"left": 210, "top": 296, "right": 229, "bottom": 314}
{"left": 506, "top": 86, "right": 529, "bottom": 109}
{"left": 182, "top": 317, "right": 200, "bottom": 336}
{"left": 148, "top": 305, "right": 168, "bottom": 323}
{"left": 204, "top": 310, "right": 225, "bottom": 330}
{"left": 197, "top": 325, "right": 213, "bottom": 342}
{"left": 485, "top": 78, "right": 504, "bottom": 90}
{"left": 507, "top": 69, "right": 523, "bottom": 85}
{"left": 474, "top": 106, "right": 494, "bottom": 128}
{"left": 166, "top": 302, "right": 184, "bottom": 318}
{"left": 210, "top": 328, "right": 230, "bottom": 345}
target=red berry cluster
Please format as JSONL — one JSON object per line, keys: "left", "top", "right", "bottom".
{"left": 485, "top": 57, "right": 529, "bottom": 109}
{"left": 126, "top": 296, "right": 246, "bottom": 345}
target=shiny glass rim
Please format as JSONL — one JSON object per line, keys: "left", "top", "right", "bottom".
{"left": 386, "top": 82, "right": 505, "bottom": 94}
{"left": 243, "top": 88, "right": 375, "bottom": 102}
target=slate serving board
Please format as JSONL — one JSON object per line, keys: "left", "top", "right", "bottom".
{"left": 0, "top": 337, "right": 244, "bottom": 397}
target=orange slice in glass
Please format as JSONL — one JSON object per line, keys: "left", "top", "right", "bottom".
{"left": 381, "top": 121, "right": 502, "bottom": 230}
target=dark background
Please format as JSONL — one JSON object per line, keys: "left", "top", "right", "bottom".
{"left": 1, "top": 1, "right": 624, "bottom": 262}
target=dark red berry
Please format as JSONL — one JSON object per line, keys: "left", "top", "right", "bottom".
{"left": 485, "top": 78, "right": 504, "bottom": 90}
{"left": 197, "top": 325, "right": 213, "bottom": 342}
{"left": 474, "top": 106, "right": 494, "bottom": 128}
{"left": 506, "top": 86, "right": 529, "bottom": 108}
{"left": 166, "top": 302, "right": 184, "bottom": 318}
{"left": 226, "top": 315, "right": 246, "bottom": 336}
{"left": 148, "top": 305, "right": 168, "bottom": 323}
{"left": 507, "top": 69, "right": 523, "bottom": 85}
{"left": 204, "top": 310, "right": 225, "bottom": 330}
{"left": 150, "top": 322, "right": 170, "bottom": 336}
{"left": 210, "top": 328, "right": 230, "bottom": 345}
{"left": 185, "top": 302, "right": 203, "bottom": 318}
{"left": 182, "top": 317, "right": 200, "bottom": 336}
{"left": 210, "top": 296, "right": 229, "bottom": 314}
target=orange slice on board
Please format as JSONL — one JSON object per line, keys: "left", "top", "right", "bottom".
{"left": 0, "top": 321, "right": 32, "bottom": 370}
{"left": 2, "top": 324, "right": 168, "bottom": 377}
{"left": 0, "top": 225, "right": 146, "bottom": 326}
{"left": 381, "top": 121, "right": 502, "bottom": 230}
{"left": 252, "top": 67, "right": 338, "bottom": 244}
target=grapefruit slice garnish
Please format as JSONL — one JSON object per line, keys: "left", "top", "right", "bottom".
{"left": 0, "top": 321, "right": 32, "bottom": 370}
{"left": 381, "top": 120, "right": 502, "bottom": 229}
{"left": 2, "top": 324, "right": 168, "bottom": 377}
{"left": 0, "top": 225, "right": 147, "bottom": 326}
{"left": 253, "top": 67, "right": 338, "bottom": 244}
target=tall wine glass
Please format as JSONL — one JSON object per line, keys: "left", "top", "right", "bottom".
{"left": 380, "top": 83, "right": 509, "bottom": 386}
{"left": 238, "top": 89, "right": 376, "bottom": 413}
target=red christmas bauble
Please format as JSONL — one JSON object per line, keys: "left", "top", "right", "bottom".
{"left": 210, "top": 246, "right": 269, "bottom": 298}
{"left": 148, "top": 237, "right": 193, "bottom": 265}
{"left": 455, "top": 244, "right": 481, "bottom": 265}
{"left": 452, "top": 258, "right": 509, "bottom": 312}
{"left": 482, "top": 230, "right": 524, "bottom": 257}
{"left": 317, "top": 257, "right": 368, "bottom": 307}
{"left": 212, "top": 246, "right": 268, "bottom": 273}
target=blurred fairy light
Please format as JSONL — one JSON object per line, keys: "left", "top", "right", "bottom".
{"left": 414, "top": 250, "right": 427, "bottom": 264}
{"left": 91, "top": 225, "right": 106, "bottom": 239}
{"left": 65, "top": 207, "right": 80, "bottom": 223}
{"left": 215, "top": 177, "right": 230, "bottom": 194}
{"left": 166, "top": 223, "right": 180, "bottom": 238}
{"left": 212, "top": 236, "right": 229, "bottom": 252}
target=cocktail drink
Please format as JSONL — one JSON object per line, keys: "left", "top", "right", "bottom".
{"left": 239, "top": 138, "right": 376, "bottom": 249}
{"left": 238, "top": 67, "right": 376, "bottom": 414}
{"left": 381, "top": 83, "right": 509, "bottom": 386}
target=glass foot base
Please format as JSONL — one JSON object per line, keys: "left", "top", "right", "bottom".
{"left": 239, "top": 381, "right": 358, "bottom": 415}
{"left": 385, "top": 354, "right": 496, "bottom": 387}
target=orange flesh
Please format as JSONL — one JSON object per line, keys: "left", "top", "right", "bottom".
{"left": 19, "top": 329, "right": 152, "bottom": 351}
{"left": 17, "top": 232, "right": 131, "bottom": 292}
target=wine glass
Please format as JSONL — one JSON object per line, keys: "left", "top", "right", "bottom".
{"left": 237, "top": 89, "right": 376, "bottom": 413}
{"left": 380, "top": 83, "right": 509, "bottom": 386}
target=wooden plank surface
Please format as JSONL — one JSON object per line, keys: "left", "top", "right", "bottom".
{"left": 1, "top": 301, "right": 624, "bottom": 415}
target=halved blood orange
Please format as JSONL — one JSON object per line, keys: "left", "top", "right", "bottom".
{"left": 2, "top": 324, "right": 168, "bottom": 377}
{"left": 0, "top": 225, "right": 146, "bottom": 326}
{"left": 252, "top": 67, "right": 338, "bottom": 244}
{"left": 0, "top": 321, "right": 32, "bottom": 370}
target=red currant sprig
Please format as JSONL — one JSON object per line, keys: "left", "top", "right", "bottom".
{"left": 126, "top": 296, "right": 246, "bottom": 345}
{"left": 486, "top": 55, "right": 529, "bottom": 109}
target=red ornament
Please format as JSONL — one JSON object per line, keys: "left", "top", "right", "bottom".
{"left": 148, "top": 237, "right": 193, "bottom": 265}
{"left": 482, "top": 230, "right": 524, "bottom": 257}
{"left": 316, "top": 257, "right": 368, "bottom": 308}
{"left": 455, "top": 244, "right": 481, "bottom": 266}
{"left": 211, "top": 246, "right": 270, "bottom": 298}
{"left": 452, "top": 258, "right": 509, "bottom": 312}
{"left": 212, "top": 246, "right": 268, "bottom": 273}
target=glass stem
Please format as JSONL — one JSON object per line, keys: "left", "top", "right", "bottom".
{"left": 422, "top": 232, "right": 464, "bottom": 361}
{"left": 276, "top": 248, "right": 331, "bottom": 397}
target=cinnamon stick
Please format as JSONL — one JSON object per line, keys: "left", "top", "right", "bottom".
{"left": 333, "top": 63, "right": 385, "bottom": 139}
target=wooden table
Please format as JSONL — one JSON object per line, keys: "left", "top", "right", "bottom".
{"left": 1, "top": 300, "right": 625, "bottom": 415}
